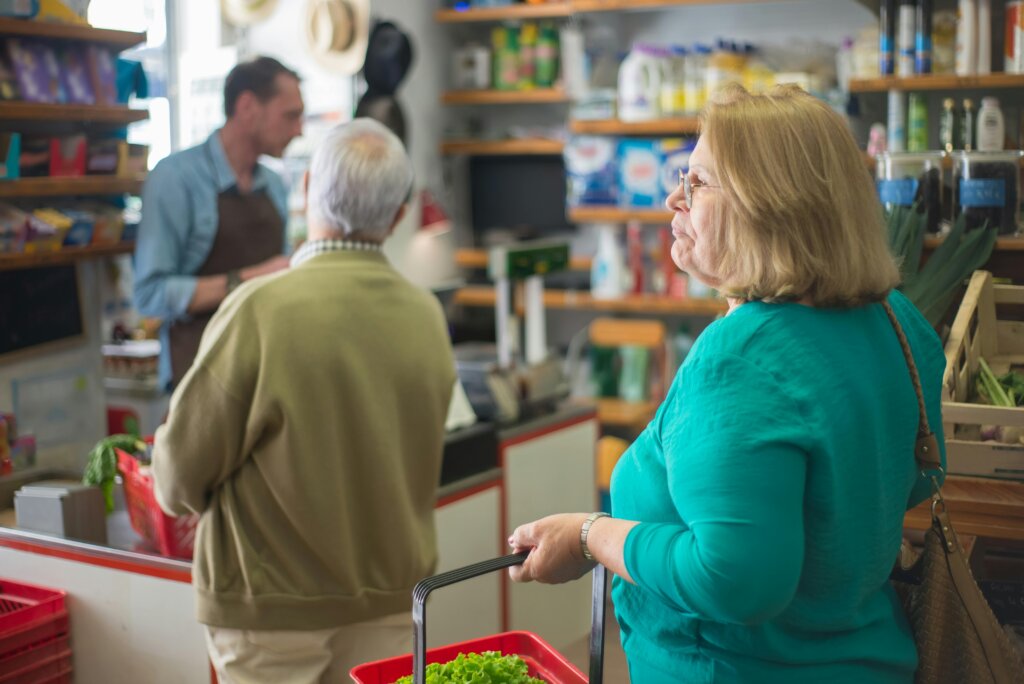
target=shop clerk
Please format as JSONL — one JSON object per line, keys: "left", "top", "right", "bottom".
{"left": 134, "top": 56, "right": 304, "bottom": 390}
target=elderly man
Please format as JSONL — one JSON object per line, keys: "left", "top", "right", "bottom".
{"left": 152, "top": 119, "right": 456, "bottom": 683}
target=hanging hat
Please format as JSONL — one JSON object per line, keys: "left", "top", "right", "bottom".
{"left": 305, "top": 0, "right": 370, "bottom": 75}
{"left": 362, "top": 20, "right": 414, "bottom": 96}
{"left": 221, "top": 0, "right": 279, "bottom": 26}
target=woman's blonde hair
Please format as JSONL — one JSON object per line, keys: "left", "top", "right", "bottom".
{"left": 698, "top": 83, "right": 899, "bottom": 307}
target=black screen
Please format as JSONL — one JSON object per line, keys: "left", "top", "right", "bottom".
{"left": 469, "top": 155, "right": 569, "bottom": 236}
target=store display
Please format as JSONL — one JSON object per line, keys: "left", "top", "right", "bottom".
{"left": 939, "top": 98, "right": 957, "bottom": 153}
{"left": 907, "top": 93, "right": 928, "bottom": 152}
{"left": 915, "top": 0, "right": 932, "bottom": 73}
{"left": 876, "top": 151, "right": 945, "bottom": 234}
{"left": 959, "top": 98, "right": 976, "bottom": 151}
{"left": 58, "top": 44, "right": 94, "bottom": 104}
{"left": 954, "top": 151, "right": 1023, "bottom": 234}
{"left": 932, "top": 9, "right": 957, "bottom": 73}
{"left": 6, "top": 38, "right": 64, "bottom": 103}
{"left": 491, "top": 24, "right": 519, "bottom": 91}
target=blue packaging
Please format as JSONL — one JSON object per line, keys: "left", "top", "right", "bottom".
{"left": 564, "top": 136, "right": 618, "bottom": 206}
{"left": 660, "top": 137, "right": 696, "bottom": 203}
{"left": 61, "top": 209, "right": 95, "bottom": 247}
{"left": 618, "top": 139, "right": 661, "bottom": 207}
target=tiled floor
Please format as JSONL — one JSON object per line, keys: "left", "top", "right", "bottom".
{"left": 560, "top": 598, "right": 630, "bottom": 683}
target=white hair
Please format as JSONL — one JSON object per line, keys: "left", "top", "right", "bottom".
{"left": 307, "top": 118, "right": 414, "bottom": 240}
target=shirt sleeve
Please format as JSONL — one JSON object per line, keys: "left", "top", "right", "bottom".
{"left": 133, "top": 161, "right": 199, "bottom": 321}
{"left": 151, "top": 296, "right": 258, "bottom": 516}
{"left": 623, "top": 351, "right": 810, "bottom": 625}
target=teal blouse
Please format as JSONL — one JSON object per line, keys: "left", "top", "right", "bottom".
{"left": 610, "top": 291, "right": 946, "bottom": 683}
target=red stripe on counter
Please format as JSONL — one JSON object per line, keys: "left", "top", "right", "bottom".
{"left": 0, "top": 537, "right": 193, "bottom": 583}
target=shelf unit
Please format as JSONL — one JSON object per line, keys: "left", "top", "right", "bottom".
{"left": 0, "top": 176, "right": 146, "bottom": 198}
{"left": 568, "top": 117, "right": 700, "bottom": 136}
{"left": 456, "top": 247, "right": 591, "bottom": 271}
{"left": 568, "top": 207, "right": 673, "bottom": 224}
{"left": 923, "top": 236, "right": 1024, "bottom": 252}
{"left": 848, "top": 73, "right": 1024, "bottom": 93}
{"left": 0, "top": 17, "right": 144, "bottom": 47}
{"left": 453, "top": 285, "right": 727, "bottom": 316}
{"left": 0, "top": 242, "right": 134, "bottom": 272}
{"left": 0, "top": 102, "right": 149, "bottom": 126}
{"left": 440, "top": 138, "right": 565, "bottom": 155}
{"left": 442, "top": 88, "right": 569, "bottom": 105}
{"left": 436, "top": 1, "right": 881, "bottom": 22}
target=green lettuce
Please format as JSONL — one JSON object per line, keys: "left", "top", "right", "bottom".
{"left": 392, "top": 651, "right": 545, "bottom": 684}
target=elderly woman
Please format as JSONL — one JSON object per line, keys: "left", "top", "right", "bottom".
{"left": 509, "top": 84, "right": 946, "bottom": 683}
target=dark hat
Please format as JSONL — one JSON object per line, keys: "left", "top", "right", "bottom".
{"left": 362, "top": 20, "right": 413, "bottom": 96}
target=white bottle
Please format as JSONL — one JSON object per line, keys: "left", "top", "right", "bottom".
{"left": 618, "top": 44, "right": 662, "bottom": 122}
{"left": 897, "top": 0, "right": 916, "bottom": 76}
{"left": 591, "top": 224, "right": 625, "bottom": 300}
{"left": 976, "top": 97, "right": 1004, "bottom": 151}
{"left": 976, "top": 0, "right": 991, "bottom": 74}
{"left": 887, "top": 89, "right": 907, "bottom": 152}
{"left": 955, "top": 0, "right": 977, "bottom": 76}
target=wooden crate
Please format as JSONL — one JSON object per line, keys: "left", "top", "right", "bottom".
{"left": 941, "top": 270, "right": 1024, "bottom": 479}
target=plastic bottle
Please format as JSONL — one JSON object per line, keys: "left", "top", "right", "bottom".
{"left": 976, "top": 97, "right": 1005, "bottom": 151}
{"left": 976, "top": 0, "right": 991, "bottom": 74}
{"left": 880, "top": 0, "right": 896, "bottom": 74}
{"left": 960, "top": 98, "right": 976, "bottom": 150}
{"left": 887, "top": 89, "right": 907, "bottom": 152}
{"left": 519, "top": 22, "right": 537, "bottom": 89}
{"left": 939, "top": 97, "right": 958, "bottom": 152}
{"left": 618, "top": 44, "right": 662, "bottom": 121}
{"left": 955, "top": 0, "right": 977, "bottom": 76}
{"left": 743, "top": 43, "right": 774, "bottom": 93}
{"left": 535, "top": 22, "right": 559, "bottom": 88}
{"left": 897, "top": 0, "right": 916, "bottom": 76}
{"left": 684, "top": 45, "right": 710, "bottom": 113}
{"left": 907, "top": 92, "right": 928, "bottom": 151}
{"left": 706, "top": 39, "right": 743, "bottom": 99}
{"left": 660, "top": 46, "right": 687, "bottom": 116}
{"left": 916, "top": 0, "right": 933, "bottom": 73}
{"left": 492, "top": 24, "right": 519, "bottom": 91}
{"left": 590, "top": 224, "right": 625, "bottom": 300}
{"left": 626, "top": 221, "right": 645, "bottom": 294}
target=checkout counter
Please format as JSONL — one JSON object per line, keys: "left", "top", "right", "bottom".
{"left": 0, "top": 404, "right": 597, "bottom": 684}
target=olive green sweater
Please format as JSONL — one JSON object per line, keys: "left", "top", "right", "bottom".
{"left": 153, "top": 250, "right": 456, "bottom": 630}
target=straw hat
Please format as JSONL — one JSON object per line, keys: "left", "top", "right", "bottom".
{"left": 306, "top": 0, "right": 370, "bottom": 75}
{"left": 221, "top": 0, "right": 279, "bottom": 26}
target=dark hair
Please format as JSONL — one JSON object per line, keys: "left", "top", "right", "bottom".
{"left": 223, "top": 56, "right": 300, "bottom": 118}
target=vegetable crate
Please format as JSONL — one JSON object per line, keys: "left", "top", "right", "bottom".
{"left": 0, "top": 578, "right": 71, "bottom": 683}
{"left": 941, "top": 270, "right": 1024, "bottom": 479}
{"left": 116, "top": 448, "right": 198, "bottom": 559}
{"left": 351, "top": 554, "right": 607, "bottom": 684}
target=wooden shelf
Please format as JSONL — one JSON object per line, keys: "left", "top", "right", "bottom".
{"left": 0, "top": 102, "right": 148, "bottom": 126}
{"left": 456, "top": 248, "right": 591, "bottom": 271}
{"left": 904, "top": 476, "right": 1024, "bottom": 542}
{"left": 436, "top": 2, "right": 572, "bottom": 22}
{"left": 569, "top": 117, "right": 699, "bottom": 136}
{"left": 849, "top": 72, "right": 1024, "bottom": 93}
{"left": 0, "top": 242, "right": 134, "bottom": 271}
{"left": 441, "top": 139, "right": 564, "bottom": 156}
{"left": 0, "top": 17, "right": 145, "bottom": 48}
{"left": 924, "top": 236, "right": 1024, "bottom": 252}
{"left": 453, "top": 285, "right": 727, "bottom": 315}
{"left": 443, "top": 89, "right": 569, "bottom": 106}
{"left": 572, "top": 0, "right": 780, "bottom": 12}
{"left": 568, "top": 207, "right": 673, "bottom": 225}
{"left": 0, "top": 176, "right": 145, "bottom": 198}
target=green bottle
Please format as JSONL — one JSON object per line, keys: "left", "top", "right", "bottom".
{"left": 534, "top": 22, "right": 559, "bottom": 88}
{"left": 907, "top": 93, "right": 928, "bottom": 152}
{"left": 938, "top": 98, "right": 957, "bottom": 152}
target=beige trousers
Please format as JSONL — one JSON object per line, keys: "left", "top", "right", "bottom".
{"left": 205, "top": 612, "right": 412, "bottom": 684}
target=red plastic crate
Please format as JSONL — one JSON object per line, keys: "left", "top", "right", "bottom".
{"left": 349, "top": 631, "right": 586, "bottom": 683}
{"left": 0, "top": 580, "right": 66, "bottom": 647}
{"left": 0, "top": 635, "right": 69, "bottom": 678}
{"left": 116, "top": 448, "right": 198, "bottom": 559}
{"left": 0, "top": 614, "right": 68, "bottom": 658}
{"left": 0, "top": 648, "right": 71, "bottom": 684}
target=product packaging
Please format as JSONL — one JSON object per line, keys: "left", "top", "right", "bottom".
{"left": 534, "top": 22, "right": 558, "bottom": 88}
{"left": 49, "top": 134, "right": 87, "bottom": 176}
{"left": 590, "top": 223, "right": 624, "bottom": 300}
{"left": 86, "top": 44, "right": 117, "bottom": 104}
{"left": 59, "top": 44, "right": 95, "bottom": 104}
{"left": 939, "top": 98, "right": 958, "bottom": 153}
{"left": 1007, "top": 1, "right": 1023, "bottom": 73}
{"left": 618, "top": 139, "right": 662, "bottom": 207}
{"left": 7, "top": 39, "right": 65, "bottom": 103}
{"left": 659, "top": 137, "right": 695, "bottom": 204}
{"left": 975, "top": 97, "right": 1004, "bottom": 151}
{"left": 915, "top": 0, "right": 932, "bottom": 72}
{"left": 897, "top": 0, "right": 916, "bottom": 75}
{"left": 907, "top": 93, "right": 928, "bottom": 152}
{"left": 876, "top": 151, "right": 947, "bottom": 234}
{"left": 564, "top": 136, "right": 618, "bottom": 207}
{"left": 887, "top": 89, "right": 907, "bottom": 152}
{"left": 0, "top": 132, "right": 19, "bottom": 179}
{"left": 960, "top": 98, "right": 976, "bottom": 151}
{"left": 955, "top": 0, "right": 977, "bottom": 75}
{"left": 976, "top": 0, "right": 991, "bottom": 74}
{"left": 618, "top": 44, "right": 662, "bottom": 122}
{"left": 953, "top": 150, "right": 1023, "bottom": 234}
{"left": 880, "top": 0, "right": 896, "bottom": 74}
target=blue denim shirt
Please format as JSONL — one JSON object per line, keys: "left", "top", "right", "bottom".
{"left": 133, "top": 129, "right": 288, "bottom": 389}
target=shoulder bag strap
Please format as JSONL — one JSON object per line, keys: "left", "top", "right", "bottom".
{"left": 881, "top": 299, "right": 942, "bottom": 474}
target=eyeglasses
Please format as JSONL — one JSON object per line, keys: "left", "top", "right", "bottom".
{"left": 679, "top": 169, "right": 720, "bottom": 210}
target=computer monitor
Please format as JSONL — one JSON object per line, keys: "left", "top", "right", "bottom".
{"left": 469, "top": 155, "right": 569, "bottom": 238}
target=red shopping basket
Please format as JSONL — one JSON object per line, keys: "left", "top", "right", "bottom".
{"left": 116, "top": 448, "right": 198, "bottom": 559}
{"left": 351, "top": 553, "right": 608, "bottom": 684}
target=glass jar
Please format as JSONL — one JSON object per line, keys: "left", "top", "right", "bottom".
{"left": 953, "top": 151, "right": 1023, "bottom": 235}
{"left": 876, "top": 151, "right": 947, "bottom": 234}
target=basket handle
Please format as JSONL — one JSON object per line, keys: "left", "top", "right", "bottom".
{"left": 412, "top": 552, "right": 607, "bottom": 684}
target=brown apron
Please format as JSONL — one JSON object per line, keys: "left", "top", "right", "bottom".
{"left": 168, "top": 189, "right": 283, "bottom": 387}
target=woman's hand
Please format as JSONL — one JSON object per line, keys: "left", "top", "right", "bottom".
{"left": 508, "top": 513, "right": 596, "bottom": 584}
